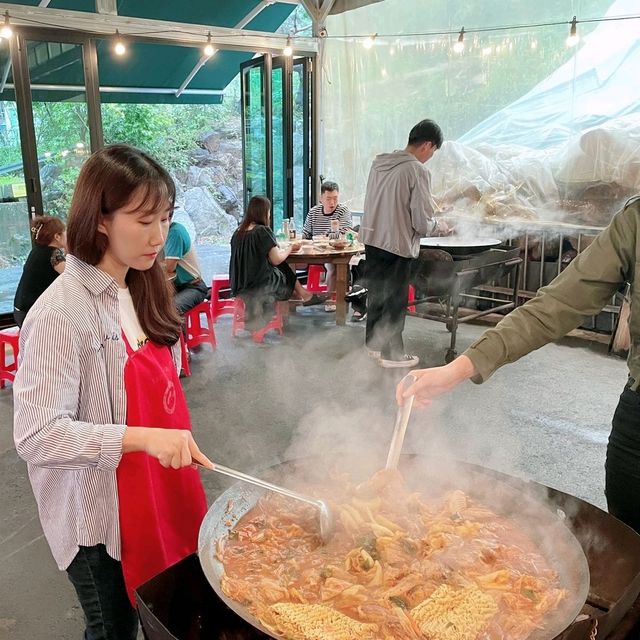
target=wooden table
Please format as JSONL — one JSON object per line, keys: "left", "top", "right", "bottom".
{"left": 286, "top": 245, "right": 363, "bottom": 325}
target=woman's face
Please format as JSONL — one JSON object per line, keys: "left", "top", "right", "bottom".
{"left": 98, "top": 187, "right": 171, "bottom": 273}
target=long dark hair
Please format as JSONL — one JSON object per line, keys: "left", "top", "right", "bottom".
{"left": 236, "top": 195, "right": 271, "bottom": 236}
{"left": 66, "top": 144, "right": 182, "bottom": 346}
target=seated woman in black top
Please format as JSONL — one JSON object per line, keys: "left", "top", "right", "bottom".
{"left": 14, "top": 215, "right": 66, "bottom": 327}
{"left": 230, "top": 196, "right": 323, "bottom": 329}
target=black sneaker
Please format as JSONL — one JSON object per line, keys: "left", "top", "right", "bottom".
{"left": 379, "top": 354, "right": 419, "bottom": 368}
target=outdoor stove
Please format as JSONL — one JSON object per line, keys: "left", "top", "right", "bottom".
{"left": 410, "top": 243, "right": 522, "bottom": 362}
{"left": 135, "top": 461, "right": 640, "bottom": 640}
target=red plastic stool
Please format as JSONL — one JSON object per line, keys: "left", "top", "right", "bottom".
{"left": 408, "top": 285, "right": 416, "bottom": 313}
{"left": 0, "top": 326, "right": 20, "bottom": 389}
{"left": 211, "top": 274, "right": 234, "bottom": 321}
{"left": 179, "top": 333, "right": 191, "bottom": 378}
{"left": 232, "top": 298, "right": 285, "bottom": 343}
{"left": 184, "top": 301, "right": 216, "bottom": 352}
{"left": 307, "top": 265, "right": 328, "bottom": 292}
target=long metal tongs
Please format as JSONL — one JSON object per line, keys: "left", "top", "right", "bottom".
{"left": 385, "top": 374, "right": 416, "bottom": 470}
{"left": 193, "top": 458, "right": 334, "bottom": 543}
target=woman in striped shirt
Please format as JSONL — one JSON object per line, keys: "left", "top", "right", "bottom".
{"left": 13, "top": 145, "right": 213, "bottom": 640}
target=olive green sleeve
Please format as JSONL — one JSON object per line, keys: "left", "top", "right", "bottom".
{"left": 464, "top": 204, "right": 637, "bottom": 383}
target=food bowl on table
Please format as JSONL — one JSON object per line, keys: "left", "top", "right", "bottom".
{"left": 329, "top": 239, "right": 348, "bottom": 250}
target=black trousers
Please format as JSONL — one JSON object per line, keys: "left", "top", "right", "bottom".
{"left": 364, "top": 245, "right": 413, "bottom": 359}
{"left": 606, "top": 386, "right": 640, "bottom": 534}
{"left": 174, "top": 279, "right": 209, "bottom": 315}
{"left": 66, "top": 544, "right": 138, "bottom": 640}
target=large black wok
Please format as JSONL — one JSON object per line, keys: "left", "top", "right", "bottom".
{"left": 198, "top": 456, "right": 590, "bottom": 640}
{"left": 420, "top": 236, "right": 502, "bottom": 255}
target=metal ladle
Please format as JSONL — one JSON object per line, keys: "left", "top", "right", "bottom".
{"left": 385, "top": 374, "right": 416, "bottom": 470}
{"left": 193, "top": 459, "right": 334, "bottom": 543}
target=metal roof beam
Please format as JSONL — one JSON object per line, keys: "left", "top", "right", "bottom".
{"left": 95, "top": 0, "right": 117, "bottom": 15}
{"left": 5, "top": 82, "right": 224, "bottom": 96}
{"left": 299, "top": 0, "right": 320, "bottom": 22}
{"left": 0, "top": 2, "right": 318, "bottom": 55}
{"left": 175, "top": 0, "right": 294, "bottom": 99}
{"left": 318, "top": 0, "right": 336, "bottom": 24}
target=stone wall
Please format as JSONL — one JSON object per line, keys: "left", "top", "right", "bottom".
{"left": 0, "top": 202, "right": 30, "bottom": 268}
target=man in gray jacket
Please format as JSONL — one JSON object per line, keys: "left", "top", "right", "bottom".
{"left": 360, "top": 119, "right": 443, "bottom": 368}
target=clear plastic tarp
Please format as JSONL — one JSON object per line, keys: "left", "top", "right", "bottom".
{"left": 322, "top": 0, "right": 639, "bottom": 230}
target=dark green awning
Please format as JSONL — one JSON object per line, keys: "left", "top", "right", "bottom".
{"left": 5, "top": 0, "right": 296, "bottom": 104}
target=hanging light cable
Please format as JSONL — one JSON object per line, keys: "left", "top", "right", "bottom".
{"left": 203, "top": 31, "right": 215, "bottom": 57}
{"left": 362, "top": 33, "right": 377, "bottom": 49}
{"left": 453, "top": 27, "right": 465, "bottom": 53}
{"left": 113, "top": 29, "right": 126, "bottom": 56}
{"left": 0, "top": 12, "right": 13, "bottom": 39}
{"left": 283, "top": 34, "right": 293, "bottom": 56}
{"left": 566, "top": 16, "right": 579, "bottom": 47}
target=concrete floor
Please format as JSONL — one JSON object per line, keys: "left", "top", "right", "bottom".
{"left": 0, "top": 309, "right": 628, "bottom": 639}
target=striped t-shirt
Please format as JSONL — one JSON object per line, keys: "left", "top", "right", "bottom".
{"left": 302, "top": 203, "right": 352, "bottom": 239}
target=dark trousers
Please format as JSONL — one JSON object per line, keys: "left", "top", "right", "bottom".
{"left": 66, "top": 544, "right": 138, "bottom": 640}
{"left": 175, "top": 279, "right": 209, "bottom": 315}
{"left": 606, "top": 386, "right": 640, "bottom": 534}
{"left": 364, "top": 245, "right": 413, "bottom": 359}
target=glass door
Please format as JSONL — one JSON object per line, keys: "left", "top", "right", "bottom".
{"left": 0, "top": 29, "right": 101, "bottom": 323}
{"left": 0, "top": 42, "right": 29, "bottom": 315}
{"left": 240, "top": 54, "right": 312, "bottom": 233}
{"left": 271, "top": 57, "right": 288, "bottom": 236}
{"left": 292, "top": 58, "right": 311, "bottom": 232}
{"left": 25, "top": 38, "right": 92, "bottom": 219}
{"left": 240, "top": 57, "right": 269, "bottom": 213}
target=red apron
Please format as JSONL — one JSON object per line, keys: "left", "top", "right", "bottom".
{"left": 116, "top": 336, "right": 207, "bottom": 605}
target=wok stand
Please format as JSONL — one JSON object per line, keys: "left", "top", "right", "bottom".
{"left": 410, "top": 247, "right": 522, "bottom": 363}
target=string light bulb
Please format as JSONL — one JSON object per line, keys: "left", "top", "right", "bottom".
{"left": 362, "top": 34, "right": 376, "bottom": 49}
{"left": 453, "top": 27, "right": 465, "bottom": 53}
{"left": 0, "top": 12, "right": 13, "bottom": 39}
{"left": 283, "top": 34, "right": 293, "bottom": 56}
{"left": 566, "top": 16, "right": 579, "bottom": 47}
{"left": 203, "top": 32, "right": 215, "bottom": 57}
{"left": 114, "top": 30, "right": 126, "bottom": 56}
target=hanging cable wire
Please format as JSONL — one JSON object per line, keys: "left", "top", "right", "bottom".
{"left": 113, "top": 29, "right": 126, "bottom": 56}
{"left": 453, "top": 27, "right": 465, "bottom": 53}
{"left": 203, "top": 31, "right": 215, "bottom": 57}
{"left": 0, "top": 11, "right": 13, "bottom": 39}
{"left": 566, "top": 16, "right": 579, "bottom": 47}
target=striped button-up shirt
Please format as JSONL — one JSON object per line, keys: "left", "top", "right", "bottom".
{"left": 13, "top": 255, "right": 178, "bottom": 571}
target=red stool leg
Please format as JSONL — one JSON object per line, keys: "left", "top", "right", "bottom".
{"left": 179, "top": 333, "right": 191, "bottom": 377}
{"left": 232, "top": 298, "right": 245, "bottom": 336}
{"left": 212, "top": 275, "right": 233, "bottom": 320}
{"left": 0, "top": 328, "right": 20, "bottom": 389}
{"left": 307, "top": 265, "right": 328, "bottom": 292}
{"left": 185, "top": 302, "right": 216, "bottom": 351}
{"left": 408, "top": 285, "right": 416, "bottom": 313}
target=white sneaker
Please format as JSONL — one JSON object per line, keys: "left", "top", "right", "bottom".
{"left": 366, "top": 347, "right": 381, "bottom": 359}
{"left": 379, "top": 354, "right": 420, "bottom": 368}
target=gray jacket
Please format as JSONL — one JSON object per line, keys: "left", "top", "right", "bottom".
{"left": 360, "top": 151, "right": 437, "bottom": 258}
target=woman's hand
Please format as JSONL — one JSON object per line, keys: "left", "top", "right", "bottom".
{"left": 123, "top": 427, "right": 213, "bottom": 469}
{"left": 396, "top": 355, "right": 476, "bottom": 408}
